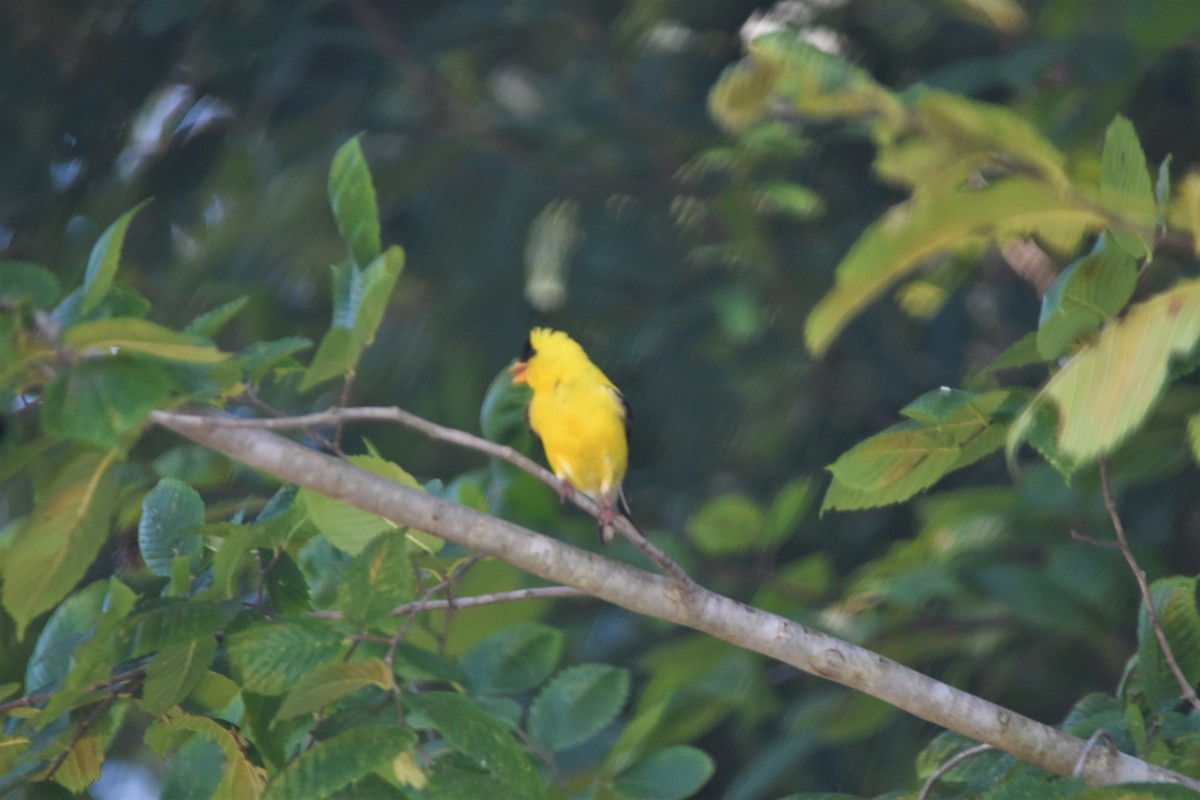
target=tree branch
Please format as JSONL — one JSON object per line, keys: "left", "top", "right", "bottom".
{"left": 149, "top": 408, "right": 1200, "bottom": 790}
{"left": 308, "top": 586, "right": 588, "bottom": 621}
{"left": 171, "top": 405, "right": 695, "bottom": 589}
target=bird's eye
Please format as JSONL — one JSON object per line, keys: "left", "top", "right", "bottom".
{"left": 520, "top": 338, "right": 536, "bottom": 362}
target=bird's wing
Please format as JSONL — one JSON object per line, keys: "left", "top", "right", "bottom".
{"left": 606, "top": 385, "right": 632, "bottom": 438}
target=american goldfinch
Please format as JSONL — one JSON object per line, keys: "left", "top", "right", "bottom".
{"left": 509, "top": 327, "right": 639, "bottom": 543}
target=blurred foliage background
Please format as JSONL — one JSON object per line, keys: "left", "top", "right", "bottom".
{"left": 5, "top": 0, "right": 1200, "bottom": 796}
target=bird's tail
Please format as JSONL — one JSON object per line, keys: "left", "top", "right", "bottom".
{"left": 600, "top": 487, "right": 644, "bottom": 545}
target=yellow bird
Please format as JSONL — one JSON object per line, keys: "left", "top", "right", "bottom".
{"left": 509, "top": 327, "right": 640, "bottom": 543}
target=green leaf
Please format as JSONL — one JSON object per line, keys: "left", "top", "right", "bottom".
{"left": 334, "top": 531, "right": 412, "bottom": 628}
{"left": 50, "top": 735, "right": 105, "bottom": 793}
{"left": 329, "top": 135, "right": 381, "bottom": 269}
{"left": 823, "top": 390, "right": 1017, "bottom": 512}
{"left": 613, "top": 746, "right": 715, "bottom": 800}
{"left": 0, "top": 261, "right": 60, "bottom": 308}
{"left": 1036, "top": 236, "right": 1137, "bottom": 359}
{"left": 300, "top": 326, "right": 356, "bottom": 390}
{"left": 480, "top": 364, "right": 534, "bottom": 449}
{"left": 977, "top": 331, "right": 1047, "bottom": 376}
{"left": 264, "top": 725, "right": 415, "bottom": 800}
{"left": 139, "top": 478, "right": 205, "bottom": 577}
{"left": 302, "top": 454, "right": 420, "bottom": 555}
{"left": 36, "top": 578, "right": 136, "bottom": 724}
{"left": 2, "top": 450, "right": 118, "bottom": 638}
{"left": 143, "top": 636, "right": 218, "bottom": 715}
{"left": 1100, "top": 115, "right": 1156, "bottom": 257}
{"left": 81, "top": 201, "right": 149, "bottom": 315}
{"left": 183, "top": 296, "right": 249, "bottom": 338}
{"left": 407, "top": 691, "right": 541, "bottom": 797}
{"left": 41, "top": 356, "right": 174, "bottom": 447}
{"left": 160, "top": 737, "right": 225, "bottom": 800}
{"left": 63, "top": 318, "right": 229, "bottom": 363}
{"left": 275, "top": 658, "right": 395, "bottom": 719}
{"left": 1009, "top": 278, "right": 1200, "bottom": 464}
{"left": 529, "top": 664, "right": 630, "bottom": 751}
{"left": 461, "top": 623, "right": 564, "bottom": 696}
{"left": 353, "top": 245, "right": 404, "bottom": 347}
{"left": 805, "top": 178, "right": 1106, "bottom": 356}
{"left": 263, "top": 549, "right": 311, "bottom": 614}
{"left": 1188, "top": 414, "right": 1200, "bottom": 463}
{"left": 686, "top": 494, "right": 764, "bottom": 556}
{"left": 239, "top": 336, "right": 312, "bottom": 383}
{"left": 1138, "top": 577, "right": 1200, "bottom": 710}
{"left": 762, "top": 478, "right": 814, "bottom": 546}
{"left": 146, "top": 709, "right": 268, "bottom": 799}
{"left": 226, "top": 616, "right": 345, "bottom": 695}
{"left": 120, "top": 600, "right": 236, "bottom": 657}
{"left": 23, "top": 581, "right": 110, "bottom": 694}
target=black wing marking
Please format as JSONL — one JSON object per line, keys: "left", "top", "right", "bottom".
{"left": 608, "top": 386, "right": 632, "bottom": 443}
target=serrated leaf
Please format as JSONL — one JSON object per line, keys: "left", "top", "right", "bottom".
{"left": 1036, "top": 236, "right": 1137, "bottom": 359}
{"left": 1138, "top": 577, "right": 1200, "bottom": 710}
{"left": 1009, "top": 278, "right": 1200, "bottom": 464}
{"left": 300, "top": 326, "right": 356, "bottom": 390}
{"left": 49, "top": 735, "right": 104, "bottom": 793}
{"left": 264, "top": 725, "right": 415, "bottom": 800}
{"left": 334, "top": 531, "right": 412, "bottom": 628}
{"left": 1100, "top": 115, "right": 1155, "bottom": 257}
{"left": 353, "top": 246, "right": 403, "bottom": 347}
{"left": 302, "top": 455, "right": 420, "bottom": 555}
{"left": 183, "top": 296, "right": 249, "bottom": 338}
{"left": 143, "top": 636, "right": 218, "bottom": 715}
{"left": 407, "top": 691, "right": 541, "bottom": 797}
{"left": 2, "top": 450, "right": 118, "bottom": 638}
{"left": 120, "top": 600, "right": 236, "bottom": 657}
{"left": 147, "top": 709, "right": 267, "bottom": 799}
{"left": 329, "top": 136, "right": 381, "bottom": 269}
{"left": 81, "top": 201, "right": 149, "bottom": 315}
{"left": 686, "top": 494, "right": 764, "bottom": 556}
{"left": 24, "top": 582, "right": 109, "bottom": 694}
{"left": 529, "top": 664, "right": 630, "bottom": 751}
{"left": 64, "top": 318, "right": 229, "bottom": 362}
{"left": 613, "top": 746, "right": 715, "bottom": 800}
{"left": 275, "top": 658, "right": 395, "bottom": 719}
{"left": 461, "top": 623, "right": 563, "bottom": 696}
{"left": 226, "top": 616, "right": 345, "bottom": 695}
{"left": 139, "top": 478, "right": 205, "bottom": 577}
{"left": 160, "top": 737, "right": 225, "bottom": 800}
{"left": 41, "top": 356, "right": 174, "bottom": 447}
{"left": 263, "top": 549, "right": 311, "bottom": 614}
{"left": 806, "top": 177, "right": 1105, "bottom": 355}
{"left": 240, "top": 337, "right": 312, "bottom": 383}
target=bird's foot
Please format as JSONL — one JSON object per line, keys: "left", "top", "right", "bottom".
{"left": 597, "top": 502, "right": 617, "bottom": 545}
{"left": 557, "top": 479, "right": 576, "bottom": 505}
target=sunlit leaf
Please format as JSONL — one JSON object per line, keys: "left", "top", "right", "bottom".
{"left": 64, "top": 318, "right": 229, "bottom": 362}
{"left": 1009, "top": 278, "right": 1200, "bottom": 464}
{"left": 1100, "top": 115, "right": 1155, "bottom": 257}
{"left": 143, "top": 636, "right": 218, "bottom": 715}
{"left": 81, "top": 201, "right": 149, "bottom": 315}
{"left": 302, "top": 455, "right": 421, "bottom": 555}
{"left": 806, "top": 178, "right": 1105, "bottom": 355}
{"left": 264, "top": 726, "right": 414, "bottom": 800}
{"left": 48, "top": 735, "right": 104, "bottom": 793}
{"left": 275, "top": 658, "right": 395, "bottom": 719}
{"left": 2, "top": 450, "right": 118, "bottom": 638}
{"left": 146, "top": 709, "right": 267, "bottom": 799}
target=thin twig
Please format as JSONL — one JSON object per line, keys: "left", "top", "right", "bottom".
{"left": 310, "top": 586, "right": 586, "bottom": 621}
{"left": 1098, "top": 458, "right": 1200, "bottom": 713}
{"left": 44, "top": 690, "right": 124, "bottom": 780}
{"left": 1069, "top": 529, "right": 1121, "bottom": 550}
{"left": 331, "top": 365, "right": 358, "bottom": 453}
{"left": 1073, "top": 729, "right": 1118, "bottom": 777}
{"left": 384, "top": 556, "right": 483, "bottom": 670}
{"left": 156, "top": 406, "right": 698, "bottom": 590}
{"left": 917, "top": 743, "right": 994, "bottom": 800}
{"left": 0, "top": 667, "right": 146, "bottom": 715}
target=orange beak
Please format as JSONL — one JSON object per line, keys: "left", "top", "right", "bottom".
{"left": 508, "top": 361, "right": 529, "bottom": 384}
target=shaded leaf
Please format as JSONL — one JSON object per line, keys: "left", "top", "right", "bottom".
{"left": 529, "top": 663, "right": 630, "bottom": 751}
{"left": 81, "top": 201, "right": 149, "bottom": 315}
{"left": 334, "top": 531, "right": 412, "bottom": 628}
{"left": 138, "top": 478, "right": 205, "bottom": 578}
{"left": 461, "top": 623, "right": 564, "bottom": 696}
{"left": 613, "top": 746, "right": 714, "bottom": 800}
{"left": 686, "top": 494, "right": 764, "bottom": 556}
{"left": 41, "top": 357, "right": 174, "bottom": 447}
{"left": 275, "top": 658, "right": 395, "bottom": 719}
{"left": 146, "top": 709, "right": 267, "bottom": 799}
{"left": 143, "top": 636, "right": 218, "bottom": 715}
{"left": 1138, "top": 577, "right": 1200, "bottom": 710}
{"left": 329, "top": 136, "right": 381, "bottom": 269}
{"left": 226, "top": 616, "right": 345, "bottom": 695}
{"left": 0, "top": 261, "right": 59, "bottom": 308}
{"left": 407, "top": 691, "right": 541, "bottom": 797}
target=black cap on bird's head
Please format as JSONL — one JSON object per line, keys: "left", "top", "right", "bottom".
{"left": 510, "top": 335, "right": 537, "bottom": 383}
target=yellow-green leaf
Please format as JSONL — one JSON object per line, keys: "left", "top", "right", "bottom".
{"left": 1010, "top": 278, "right": 1200, "bottom": 464}
{"left": 275, "top": 658, "right": 394, "bottom": 719}
{"left": 64, "top": 318, "right": 229, "bottom": 362}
